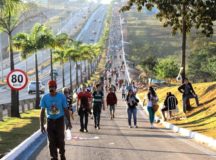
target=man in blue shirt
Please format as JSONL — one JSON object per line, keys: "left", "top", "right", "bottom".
{"left": 40, "top": 80, "right": 72, "bottom": 160}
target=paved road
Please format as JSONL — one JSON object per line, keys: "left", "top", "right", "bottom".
{"left": 34, "top": 89, "right": 216, "bottom": 160}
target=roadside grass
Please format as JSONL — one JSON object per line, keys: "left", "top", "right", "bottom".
{"left": 137, "top": 82, "right": 216, "bottom": 138}
{"left": 0, "top": 109, "right": 40, "bottom": 157}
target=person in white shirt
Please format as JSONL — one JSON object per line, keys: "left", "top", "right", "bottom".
{"left": 143, "top": 87, "right": 158, "bottom": 128}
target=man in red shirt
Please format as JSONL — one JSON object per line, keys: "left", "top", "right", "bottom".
{"left": 106, "top": 88, "right": 117, "bottom": 120}
{"left": 77, "top": 84, "right": 92, "bottom": 132}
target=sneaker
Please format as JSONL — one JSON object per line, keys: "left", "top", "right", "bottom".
{"left": 80, "top": 129, "right": 84, "bottom": 132}
{"left": 95, "top": 125, "right": 97, "bottom": 129}
{"left": 85, "top": 129, "right": 88, "bottom": 133}
{"left": 129, "top": 125, "right": 132, "bottom": 128}
{"left": 150, "top": 124, "right": 154, "bottom": 129}
{"left": 134, "top": 126, "right": 138, "bottom": 128}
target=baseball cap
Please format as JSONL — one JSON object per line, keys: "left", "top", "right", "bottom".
{"left": 48, "top": 80, "right": 57, "bottom": 87}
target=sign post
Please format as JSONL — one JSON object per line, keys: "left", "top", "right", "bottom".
{"left": 6, "top": 69, "right": 28, "bottom": 91}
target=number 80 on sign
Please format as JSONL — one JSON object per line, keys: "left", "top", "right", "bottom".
{"left": 7, "top": 69, "right": 28, "bottom": 91}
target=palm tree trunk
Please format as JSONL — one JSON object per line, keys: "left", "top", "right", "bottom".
{"left": 9, "top": 32, "right": 20, "bottom": 117}
{"left": 62, "top": 61, "right": 65, "bottom": 87}
{"left": 35, "top": 52, "right": 40, "bottom": 109}
{"left": 181, "top": 4, "right": 186, "bottom": 83}
{"left": 25, "top": 59, "right": 27, "bottom": 73}
{"left": 80, "top": 63, "right": 83, "bottom": 84}
{"left": 84, "top": 61, "right": 87, "bottom": 82}
{"left": 76, "top": 62, "right": 79, "bottom": 86}
{"left": 50, "top": 49, "right": 53, "bottom": 80}
{"left": 69, "top": 57, "right": 73, "bottom": 93}
{"left": 88, "top": 61, "right": 90, "bottom": 80}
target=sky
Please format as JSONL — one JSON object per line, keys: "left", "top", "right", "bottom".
{"left": 100, "top": 0, "right": 112, "bottom": 4}
{"left": 89, "top": 0, "right": 112, "bottom": 4}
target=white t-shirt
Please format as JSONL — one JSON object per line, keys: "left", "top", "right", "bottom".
{"left": 145, "top": 94, "right": 158, "bottom": 107}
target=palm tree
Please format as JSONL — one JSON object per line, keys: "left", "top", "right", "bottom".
{"left": 46, "top": 33, "right": 69, "bottom": 80}
{"left": 53, "top": 49, "right": 68, "bottom": 87}
{"left": 52, "top": 34, "right": 72, "bottom": 88}
{"left": 65, "top": 45, "right": 78, "bottom": 92}
{"left": 13, "top": 23, "right": 53, "bottom": 109}
{"left": 0, "top": 0, "right": 26, "bottom": 117}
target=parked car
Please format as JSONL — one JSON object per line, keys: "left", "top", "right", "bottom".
{"left": 28, "top": 81, "right": 45, "bottom": 94}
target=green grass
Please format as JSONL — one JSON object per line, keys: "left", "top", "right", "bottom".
{"left": 0, "top": 110, "right": 40, "bottom": 157}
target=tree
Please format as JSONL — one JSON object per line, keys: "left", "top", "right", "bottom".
{"left": 0, "top": 0, "right": 25, "bottom": 117}
{"left": 13, "top": 23, "right": 53, "bottom": 109}
{"left": 121, "top": 0, "right": 216, "bottom": 82}
{"left": 155, "top": 57, "right": 179, "bottom": 80}
{"left": 188, "top": 47, "right": 216, "bottom": 82}
{"left": 53, "top": 50, "right": 67, "bottom": 87}
{"left": 46, "top": 33, "right": 69, "bottom": 80}
{"left": 140, "top": 55, "right": 158, "bottom": 78}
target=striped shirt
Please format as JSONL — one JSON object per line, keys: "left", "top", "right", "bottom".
{"left": 93, "top": 91, "right": 103, "bottom": 104}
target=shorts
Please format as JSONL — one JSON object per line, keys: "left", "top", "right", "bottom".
{"left": 71, "top": 105, "right": 76, "bottom": 113}
{"left": 109, "top": 105, "right": 115, "bottom": 112}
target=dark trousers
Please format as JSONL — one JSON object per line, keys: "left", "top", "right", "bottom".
{"left": 127, "top": 107, "right": 137, "bottom": 126}
{"left": 47, "top": 116, "right": 65, "bottom": 160}
{"left": 183, "top": 94, "right": 199, "bottom": 113}
{"left": 93, "top": 103, "right": 102, "bottom": 127}
{"left": 79, "top": 110, "right": 89, "bottom": 130}
{"left": 122, "top": 93, "right": 126, "bottom": 99}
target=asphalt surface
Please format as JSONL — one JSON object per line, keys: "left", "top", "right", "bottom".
{"left": 34, "top": 90, "right": 216, "bottom": 160}
{"left": 0, "top": 5, "right": 107, "bottom": 105}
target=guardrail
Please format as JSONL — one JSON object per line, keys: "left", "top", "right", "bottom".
{"left": 0, "top": 98, "right": 35, "bottom": 121}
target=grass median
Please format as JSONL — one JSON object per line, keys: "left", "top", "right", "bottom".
{"left": 0, "top": 109, "right": 40, "bottom": 158}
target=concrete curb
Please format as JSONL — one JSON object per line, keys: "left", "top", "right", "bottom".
{"left": 1, "top": 130, "right": 46, "bottom": 160}
{"left": 136, "top": 96, "right": 216, "bottom": 150}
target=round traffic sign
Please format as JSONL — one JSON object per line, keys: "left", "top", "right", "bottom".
{"left": 6, "top": 69, "right": 28, "bottom": 91}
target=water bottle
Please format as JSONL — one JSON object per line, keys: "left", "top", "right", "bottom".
{"left": 65, "top": 129, "right": 72, "bottom": 140}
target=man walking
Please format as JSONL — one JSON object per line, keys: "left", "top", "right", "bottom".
{"left": 178, "top": 78, "right": 200, "bottom": 113}
{"left": 106, "top": 87, "right": 117, "bottom": 120}
{"left": 77, "top": 84, "right": 92, "bottom": 132}
{"left": 40, "top": 80, "right": 72, "bottom": 160}
{"left": 93, "top": 84, "right": 105, "bottom": 129}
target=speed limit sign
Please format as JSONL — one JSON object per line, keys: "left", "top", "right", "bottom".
{"left": 7, "top": 69, "right": 28, "bottom": 91}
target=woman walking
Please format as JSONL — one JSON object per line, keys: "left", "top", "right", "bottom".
{"left": 126, "top": 89, "right": 139, "bottom": 128}
{"left": 145, "top": 87, "right": 158, "bottom": 128}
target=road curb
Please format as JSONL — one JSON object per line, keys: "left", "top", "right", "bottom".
{"left": 1, "top": 130, "right": 46, "bottom": 160}
{"left": 136, "top": 96, "right": 216, "bottom": 151}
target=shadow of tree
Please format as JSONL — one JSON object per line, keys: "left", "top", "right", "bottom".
{"left": 0, "top": 116, "right": 39, "bottom": 158}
